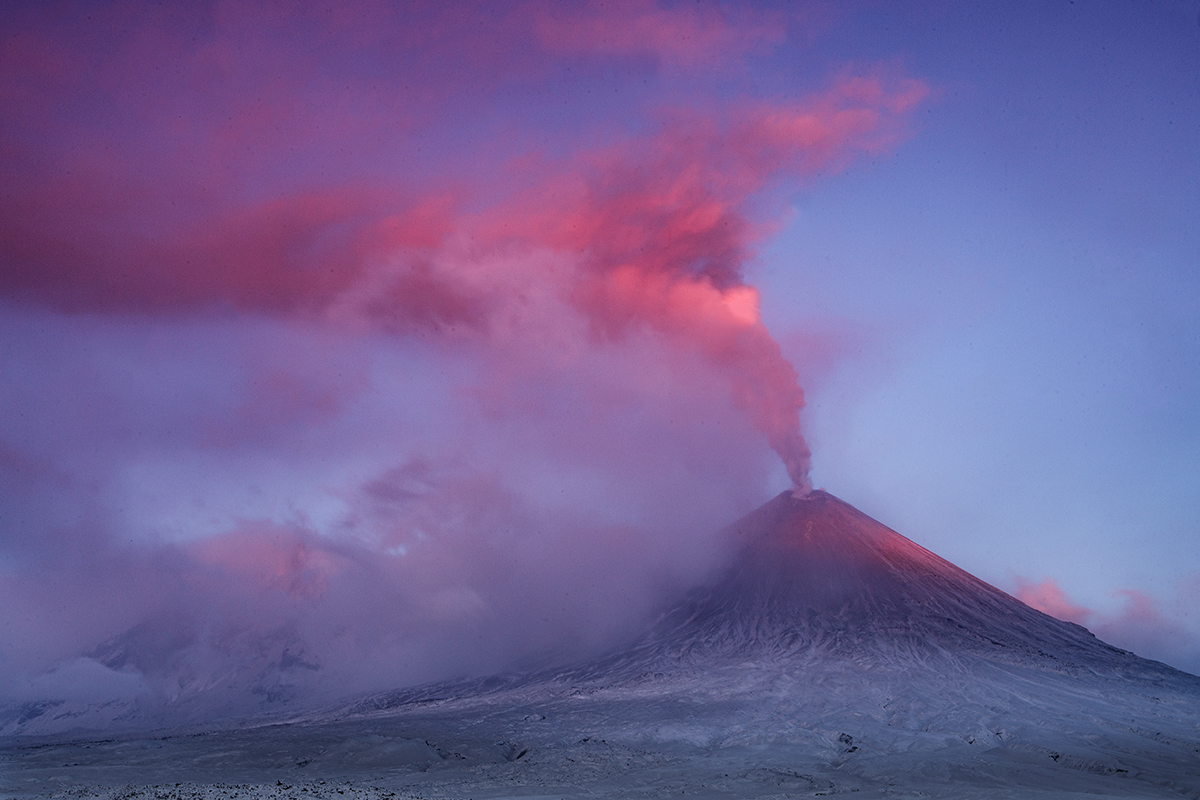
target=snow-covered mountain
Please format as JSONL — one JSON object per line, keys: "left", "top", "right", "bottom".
{"left": 4, "top": 491, "right": 1200, "bottom": 798}
{"left": 323, "top": 490, "right": 1200, "bottom": 797}
{"left": 586, "top": 488, "right": 1159, "bottom": 671}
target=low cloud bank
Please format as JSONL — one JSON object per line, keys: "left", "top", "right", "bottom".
{"left": 0, "top": 1, "right": 928, "bottom": 729}
{"left": 1015, "top": 576, "right": 1200, "bottom": 676}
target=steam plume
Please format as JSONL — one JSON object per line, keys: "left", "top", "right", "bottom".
{"left": 0, "top": 0, "right": 926, "bottom": 721}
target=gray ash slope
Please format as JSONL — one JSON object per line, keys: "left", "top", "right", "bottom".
{"left": 5, "top": 491, "right": 1200, "bottom": 799}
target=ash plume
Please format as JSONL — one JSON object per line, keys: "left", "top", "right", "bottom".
{"left": 0, "top": 0, "right": 925, "bottom": 721}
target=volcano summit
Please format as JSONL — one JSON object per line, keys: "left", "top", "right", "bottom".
{"left": 647, "top": 490, "right": 1159, "bottom": 667}
{"left": 4, "top": 492, "right": 1200, "bottom": 799}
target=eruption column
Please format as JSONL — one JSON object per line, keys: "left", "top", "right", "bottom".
{"left": 580, "top": 266, "right": 812, "bottom": 493}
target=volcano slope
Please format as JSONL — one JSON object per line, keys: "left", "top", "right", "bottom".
{"left": 4, "top": 491, "right": 1200, "bottom": 799}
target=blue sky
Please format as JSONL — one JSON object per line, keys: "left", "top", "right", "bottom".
{"left": 758, "top": 1, "right": 1200, "bottom": 664}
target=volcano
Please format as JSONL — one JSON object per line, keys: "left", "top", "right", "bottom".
{"left": 616, "top": 489, "right": 1143, "bottom": 667}
{"left": 4, "top": 491, "right": 1200, "bottom": 799}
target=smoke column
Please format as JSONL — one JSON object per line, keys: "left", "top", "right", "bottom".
{"left": 485, "top": 79, "right": 927, "bottom": 491}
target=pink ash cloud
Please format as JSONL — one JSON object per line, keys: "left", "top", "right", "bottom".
{"left": 0, "top": 0, "right": 930, "bottom": 717}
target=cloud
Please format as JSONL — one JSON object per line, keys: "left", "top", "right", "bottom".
{"left": 1014, "top": 576, "right": 1200, "bottom": 676}
{"left": 1, "top": 462, "right": 742, "bottom": 721}
{"left": 533, "top": 0, "right": 787, "bottom": 68}
{"left": 0, "top": 1, "right": 929, "bottom": 726}
{"left": 1012, "top": 577, "right": 1095, "bottom": 626}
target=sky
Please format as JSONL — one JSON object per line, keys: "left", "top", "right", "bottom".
{"left": 1, "top": 0, "right": 1198, "bottom": 719}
